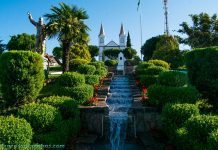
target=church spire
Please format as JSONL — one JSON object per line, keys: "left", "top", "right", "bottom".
{"left": 119, "top": 23, "right": 125, "bottom": 36}
{"left": 99, "top": 23, "right": 105, "bottom": 36}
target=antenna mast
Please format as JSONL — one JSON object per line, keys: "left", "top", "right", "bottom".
{"left": 163, "top": 0, "right": 169, "bottom": 35}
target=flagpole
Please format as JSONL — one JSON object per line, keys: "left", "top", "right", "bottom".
{"left": 140, "top": 13, "right": 143, "bottom": 60}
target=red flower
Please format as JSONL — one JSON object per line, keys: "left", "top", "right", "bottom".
{"left": 142, "top": 86, "right": 147, "bottom": 94}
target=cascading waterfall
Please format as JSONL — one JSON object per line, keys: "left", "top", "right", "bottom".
{"left": 106, "top": 76, "right": 132, "bottom": 150}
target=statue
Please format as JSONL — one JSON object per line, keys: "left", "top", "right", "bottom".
{"left": 28, "top": 12, "right": 46, "bottom": 56}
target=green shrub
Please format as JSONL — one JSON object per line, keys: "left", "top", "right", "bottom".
{"left": 57, "top": 72, "right": 85, "bottom": 87}
{"left": 40, "top": 96, "right": 79, "bottom": 119}
{"left": 18, "top": 103, "right": 62, "bottom": 132}
{"left": 139, "top": 75, "right": 158, "bottom": 88}
{"left": 104, "top": 59, "right": 118, "bottom": 67}
{"left": 186, "top": 47, "right": 218, "bottom": 106}
{"left": 89, "top": 61, "right": 103, "bottom": 69}
{"left": 0, "top": 115, "right": 32, "bottom": 147}
{"left": 142, "top": 66, "right": 167, "bottom": 76}
{"left": 158, "top": 71, "right": 188, "bottom": 87}
{"left": 148, "top": 59, "right": 170, "bottom": 70}
{"left": 161, "top": 103, "right": 199, "bottom": 136}
{"left": 147, "top": 85, "right": 201, "bottom": 108}
{"left": 0, "top": 51, "right": 44, "bottom": 106}
{"left": 103, "top": 48, "right": 121, "bottom": 59}
{"left": 94, "top": 67, "right": 108, "bottom": 78}
{"left": 56, "top": 84, "right": 94, "bottom": 104}
{"left": 69, "top": 59, "right": 89, "bottom": 71}
{"left": 77, "top": 64, "right": 96, "bottom": 75}
{"left": 135, "top": 62, "right": 154, "bottom": 75}
{"left": 174, "top": 127, "right": 190, "bottom": 150}
{"left": 85, "top": 75, "right": 100, "bottom": 86}
{"left": 34, "top": 118, "right": 80, "bottom": 145}
{"left": 185, "top": 115, "right": 218, "bottom": 146}
{"left": 208, "top": 129, "right": 218, "bottom": 150}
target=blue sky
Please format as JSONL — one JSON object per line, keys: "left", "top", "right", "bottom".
{"left": 0, "top": 0, "right": 218, "bottom": 55}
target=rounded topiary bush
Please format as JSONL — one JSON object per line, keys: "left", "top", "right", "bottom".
{"left": 57, "top": 84, "right": 94, "bottom": 104}
{"left": 104, "top": 59, "right": 118, "bottom": 67}
{"left": 69, "top": 59, "right": 89, "bottom": 71}
{"left": 94, "top": 67, "right": 108, "bottom": 78}
{"left": 185, "top": 115, "right": 218, "bottom": 144}
{"left": 143, "top": 66, "right": 167, "bottom": 76}
{"left": 139, "top": 75, "right": 159, "bottom": 87}
{"left": 77, "top": 64, "right": 96, "bottom": 75}
{"left": 162, "top": 103, "right": 199, "bottom": 133}
{"left": 208, "top": 129, "right": 218, "bottom": 150}
{"left": 40, "top": 96, "right": 79, "bottom": 119}
{"left": 135, "top": 62, "right": 154, "bottom": 75}
{"left": 0, "top": 51, "right": 44, "bottom": 106}
{"left": 85, "top": 75, "right": 100, "bottom": 86}
{"left": 89, "top": 61, "right": 104, "bottom": 70}
{"left": 158, "top": 71, "right": 188, "bottom": 87}
{"left": 0, "top": 115, "right": 32, "bottom": 146}
{"left": 57, "top": 72, "right": 85, "bottom": 87}
{"left": 148, "top": 59, "right": 170, "bottom": 70}
{"left": 18, "top": 103, "right": 62, "bottom": 132}
{"left": 147, "top": 85, "right": 201, "bottom": 108}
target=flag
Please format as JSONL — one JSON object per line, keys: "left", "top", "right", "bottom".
{"left": 137, "top": 0, "right": 140, "bottom": 11}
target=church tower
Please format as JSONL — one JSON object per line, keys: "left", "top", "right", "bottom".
{"left": 98, "top": 23, "right": 105, "bottom": 61}
{"left": 119, "top": 23, "right": 126, "bottom": 50}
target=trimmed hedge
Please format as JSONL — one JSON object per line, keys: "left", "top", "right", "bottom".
{"left": 57, "top": 72, "right": 85, "bottom": 87}
{"left": 40, "top": 96, "right": 79, "bottom": 119}
{"left": 185, "top": 115, "right": 218, "bottom": 143}
{"left": 186, "top": 47, "right": 218, "bottom": 106}
{"left": 18, "top": 103, "right": 62, "bottom": 132}
{"left": 158, "top": 71, "right": 188, "bottom": 87}
{"left": 148, "top": 59, "right": 170, "bottom": 70}
{"left": 147, "top": 85, "right": 201, "bottom": 108}
{"left": 85, "top": 75, "right": 100, "bottom": 86}
{"left": 104, "top": 59, "right": 118, "bottom": 67}
{"left": 77, "top": 64, "right": 96, "bottom": 75}
{"left": 34, "top": 118, "right": 80, "bottom": 145}
{"left": 208, "top": 129, "right": 218, "bottom": 150}
{"left": 161, "top": 103, "right": 199, "bottom": 137}
{"left": 0, "top": 51, "right": 44, "bottom": 106}
{"left": 142, "top": 66, "right": 167, "bottom": 76}
{"left": 56, "top": 84, "right": 94, "bottom": 104}
{"left": 89, "top": 61, "right": 104, "bottom": 70}
{"left": 139, "top": 75, "right": 158, "bottom": 88}
{"left": 0, "top": 115, "right": 32, "bottom": 147}
{"left": 69, "top": 59, "right": 89, "bottom": 71}
{"left": 135, "top": 62, "right": 154, "bottom": 75}
{"left": 94, "top": 67, "right": 108, "bottom": 78}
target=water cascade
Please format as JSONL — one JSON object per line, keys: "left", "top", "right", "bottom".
{"left": 106, "top": 76, "right": 132, "bottom": 150}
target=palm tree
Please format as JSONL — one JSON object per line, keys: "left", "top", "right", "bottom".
{"left": 45, "top": 2, "right": 89, "bottom": 72}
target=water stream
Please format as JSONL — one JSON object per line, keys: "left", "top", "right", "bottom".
{"left": 106, "top": 76, "right": 132, "bottom": 150}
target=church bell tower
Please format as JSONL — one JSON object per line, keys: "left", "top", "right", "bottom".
{"left": 98, "top": 23, "right": 105, "bottom": 61}
{"left": 119, "top": 23, "right": 126, "bottom": 50}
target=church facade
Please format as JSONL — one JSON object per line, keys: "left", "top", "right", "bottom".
{"left": 98, "top": 24, "right": 127, "bottom": 61}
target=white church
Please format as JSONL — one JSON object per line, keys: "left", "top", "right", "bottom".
{"left": 98, "top": 23, "right": 127, "bottom": 71}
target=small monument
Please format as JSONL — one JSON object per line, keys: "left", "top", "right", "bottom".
{"left": 28, "top": 12, "right": 46, "bottom": 56}
{"left": 117, "top": 52, "right": 125, "bottom": 74}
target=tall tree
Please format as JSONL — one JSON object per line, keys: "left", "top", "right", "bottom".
{"left": 45, "top": 2, "right": 89, "bottom": 72}
{"left": 141, "top": 36, "right": 161, "bottom": 61}
{"left": 88, "top": 45, "right": 99, "bottom": 58}
{"left": 126, "top": 32, "right": 132, "bottom": 48}
{"left": 178, "top": 13, "right": 218, "bottom": 48}
{"left": 0, "top": 40, "right": 6, "bottom": 54}
{"left": 7, "top": 33, "right": 36, "bottom": 51}
{"left": 122, "top": 47, "right": 137, "bottom": 59}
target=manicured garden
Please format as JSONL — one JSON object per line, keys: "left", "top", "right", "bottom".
{"left": 135, "top": 46, "right": 218, "bottom": 149}
{"left": 0, "top": 50, "right": 108, "bottom": 149}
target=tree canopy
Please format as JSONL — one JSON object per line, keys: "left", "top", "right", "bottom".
{"left": 88, "top": 45, "right": 99, "bottom": 58}
{"left": 45, "top": 2, "right": 89, "bottom": 72}
{"left": 103, "top": 49, "right": 121, "bottom": 59}
{"left": 0, "top": 40, "right": 6, "bottom": 54}
{"left": 7, "top": 33, "right": 36, "bottom": 51}
{"left": 141, "top": 36, "right": 161, "bottom": 61}
{"left": 122, "top": 47, "right": 137, "bottom": 59}
{"left": 178, "top": 13, "right": 218, "bottom": 48}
